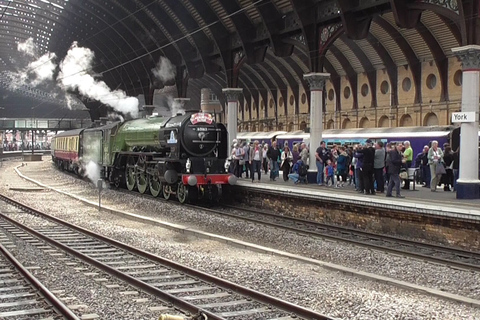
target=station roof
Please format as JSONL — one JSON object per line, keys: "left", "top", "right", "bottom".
{"left": 0, "top": 0, "right": 466, "bottom": 119}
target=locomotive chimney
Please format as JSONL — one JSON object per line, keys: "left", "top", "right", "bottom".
{"left": 142, "top": 105, "right": 156, "bottom": 117}
{"left": 174, "top": 98, "right": 192, "bottom": 111}
{"left": 99, "top": 117, "right": 108, "bottom": 125}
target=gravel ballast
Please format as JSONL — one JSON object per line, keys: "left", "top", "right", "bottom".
{"left": 1, "top": 159, "right": 480, "bottom": 319}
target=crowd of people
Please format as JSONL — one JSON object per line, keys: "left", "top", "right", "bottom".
{"left": 229, "top": 138, "right": 460, "bottom": 197}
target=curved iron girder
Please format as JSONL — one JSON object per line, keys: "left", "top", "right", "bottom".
{"left": 55, "top": 3, "right": 136, "bottom": 91}
{"left": 323, "top": 59, "right": 341, "bottom": 112}
{"left": 88, "top": 1, "right": 157, "bottom": 84}
{"left": 254, "top": 0, "right": 294, "bottom": 57}
{"left": 415, "top": 21, "right": 448, "bottom": 101}
{"left": 374, "top": 16, "right": 422, "bottom": 104}
{"left": 366, "top": 33, "right": 399, "bottom": 106}
{"left": 329, "top": 45, "right": 358, "bottom": 110}
{"left": 186, "top": 0, "right": 237, "bottom": 87}
{"left": 340, "top": 35, "right": 377, "bottom": 107}
{"left": 409, "top": 2, "right": 462, "bottom": 45}
{"left": 456, "top": 0, "right": 480, "bottom": 45}
{"left": 163, "top": 0, "right": 214, "bottom": 74}
{"left": 147, "top": 1, "right": 203, "bottom": 78}
{"left": 245, "top": 64, "right": 277, "bottom": 119}
{"left": 204, "top": 74, "right": 227, "bottom": 108}
{"left": 238, "top": 76, "right": 256, "bottom": 120}
{"left": 258, "top": 61, "right": 289, "bottom": 118}
{"left": 240, "top": 69, "right": 269, "bottom": 120}
{"left": 216, "top": 0, "right": 266, "bottom": 65}
{"left": 390, "top": 0, "right": 423, "bottom": 29}
{"left": 318, "top": 26, "right": 345, "bottom": 74}
{"left": 290, "top": 0, "right": 320, "bottom": 71}
{"left": 265, "top": 51, "right": 303, "bottom": 115}
{"left": 336, "top": 0, "right": 372, "bottom": 40}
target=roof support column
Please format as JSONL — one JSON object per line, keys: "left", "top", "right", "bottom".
{"left": 452, "top": 45, "right": 480, "bottom": 199}
{"left": 222, "top": 88, "right": 243, "bottom": 146}
{"left": 304, "top": 73, "right": 330, "bottom": 174}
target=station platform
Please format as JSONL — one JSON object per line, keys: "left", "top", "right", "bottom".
{"left": 232, "top": 171, "right": 480, "bottom": 250}
{"left": 234, "top": 172, "right": 480, "bottom": 219}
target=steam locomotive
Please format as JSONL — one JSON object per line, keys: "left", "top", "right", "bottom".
{"left": 51, "top": 111, "right": 236, "bottom": 203}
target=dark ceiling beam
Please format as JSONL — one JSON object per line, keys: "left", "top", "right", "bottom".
{"left": 457, "top": 0, "right": 480, "bottom": 45}
{"left": 239, "top": 68, "right": 269, "bottom": 120}
{"left": 389, "top": 0, "right": 423, "bottom": 29}
{"left": 408, "top": 2, "right": 462, "bottom": 45}
{"left": 318, "top": 26, "right": 344, "bottom": 75}
{"left": 340, "top": 35, "right": 377, "bottom": 107}
{"left": 148, "top": 2, "right": 203, "bottom": 78}
{"left": 163, "top": 0, "right": 214, "bottom": 75}
{"left": 336, "top": 0, "right": 372, "bottom": 40}
{"left": 366, "top": 33, "right": 399, "bottom": 106}
{"left": 374, "top": 16, "right": 422, "bottom": 104}
{"left": 187, "top": 0, "right": 239, "bottom": 87}
{"left": 238, "top": 75, "right": 257, "bottom": 121}
{"left": 290, "top": 0, "right": 319, "bottom": 71}
{"left": 246, "top": 64, "right": 278, "bottom": 119}
{"left": 329, "top": 45, "right": 358, "bottom": 109}
{"left": 216, "top": 0, "right": 266, "bottom": 65}
{"left": 254, "top": 1, "right": 294, "bottom": 57}
{"left": 323, "top": 59, "right": 342, "bottom": 112}
{"left": 416, "top": 21, "right": 448, "bottom": 101}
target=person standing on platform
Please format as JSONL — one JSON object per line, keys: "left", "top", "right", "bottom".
{"left": 453, "top": 147, "right": 460, "bottom": 191}
{"left": 262, "top": 144, "right": 269, "bottom": 174}
{"left": 428, "top": 140, "right": 444, "bottom": 192}
{"left": 357, "top": 140, "right": 376, "bottom": 195}
{"left": 402, "top": 141, "right": 413, "bottom": 190}
{"left": 300, "top": 142, "right": 309, "bottom": 165}
{"left": 267, "top": 141, "right": 281, "bottom": 181}
{"left": 315, "top": 141, "right": 330, "bottom": 186}
{"left": 374, "top": 141, "right": 386, "bottom": 193}
{"left": 292, "top": 144, "right": 300, "bottom": 166}
{"left": 242, "top": 142, "right": 251, "bottom": 179}
{"left": 335, "top": 146, "right": 349, "bottom": 188}
{"left": 281, "top": 145, "right": 293, "bottom": 181}
{"left": 386, "top": 143, "right": 405, "bottom": 198}
{"left": 442, "top": 145, "right": 454, "bottom": 191}
{"left": 415, "top": 146, "right": 430, "bottom": 188}
{"left": 249, "top": 140, "right": 262, "bottom": 183}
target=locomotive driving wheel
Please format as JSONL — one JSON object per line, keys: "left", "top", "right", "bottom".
{"left": 125, "top": 156, "right": 136, "bottom": 191}
{"left": 136, "top": 155, "right": 149, "bottom": 194}
{"left": 177, "top": 182, "right": 188, "bottom": 204}
{"left": 149, "top": 173, "right": 162, "bottom": 198}
{"left": 163, "top": 184, "right": 172, "bottom": 200}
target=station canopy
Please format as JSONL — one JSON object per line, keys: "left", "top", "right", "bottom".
{"left": 0, "top": 0, "right": 464, "bottom": 120}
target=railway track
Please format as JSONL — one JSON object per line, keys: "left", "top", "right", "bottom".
{"left": 196, "top": 203, "right": 480, "bottom": 272}
{"left": 0, "top": 193, "right": 335, "bottom": 320}
{"left": 37, "top": 166, "right": 480, "bottom": 273}
{"left": 0, "top": 231, "right": 78, "bottom": 319}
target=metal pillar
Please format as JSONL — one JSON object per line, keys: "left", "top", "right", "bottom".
{"left": 222, "top": 88, "right": 243, "bottom": 146}
{"left": 303, "top": 73, "right": 330, "bottom": 171}
{"left": 452, "top": 45, "right": 480, "bottom": 199}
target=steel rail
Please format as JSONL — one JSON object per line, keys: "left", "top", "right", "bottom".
{"left": 0, "top": 193, "right": 335, "bottom": 320}
{"left": 191, "top": 203, "right": 480, "bottom": 272}
{"left": 0, "top": 242, "right": 80, "bottom": 320}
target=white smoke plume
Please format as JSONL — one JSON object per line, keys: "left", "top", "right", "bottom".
{"left": 168, "top": 96, "right": 185, "bottom": 116}
{"left": 84, "top": 160, "right": 101, "bottom": 185}
{"left": 18, "top": 38, "right": 37, "bottom": 57}
{"left": 28, "top": 52, "right": 57, "bottom": 86}
{"left": 58, "top": 41, "right": 139, "bottom": 118}
{"left": 13, "top": 38, "right": 57, "bottom": 87}
{"left": 152, "top": 57, "right": 176, "bottom": 83}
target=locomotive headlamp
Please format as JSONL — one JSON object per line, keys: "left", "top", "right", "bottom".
{"left": 186, "top": 158, "right": 191, "bottom": 173}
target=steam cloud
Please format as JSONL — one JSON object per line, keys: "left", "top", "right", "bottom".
{"left": 168, "top": 96, "right": 185, "bottom": 117}
{"left": 84, "top": 161, "right": 101, "bottom": 184}
{"left": 58, "top": 41, "right": 139, "bottom": 118}
{"left": 152, "top": 57, "right": 176, "bottom": 83}
{"left": 14, "top": 38, "right": 57, "bottom": 88}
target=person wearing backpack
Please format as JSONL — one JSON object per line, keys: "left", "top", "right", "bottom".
{"left": 289, "top": 159, "right": 307, "bottom": 184}
{"left": 267, "top": 141, "right": 281, "bottom": 181}
{"left": 335, "top": 146, "right": 348, "bottom": 188}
